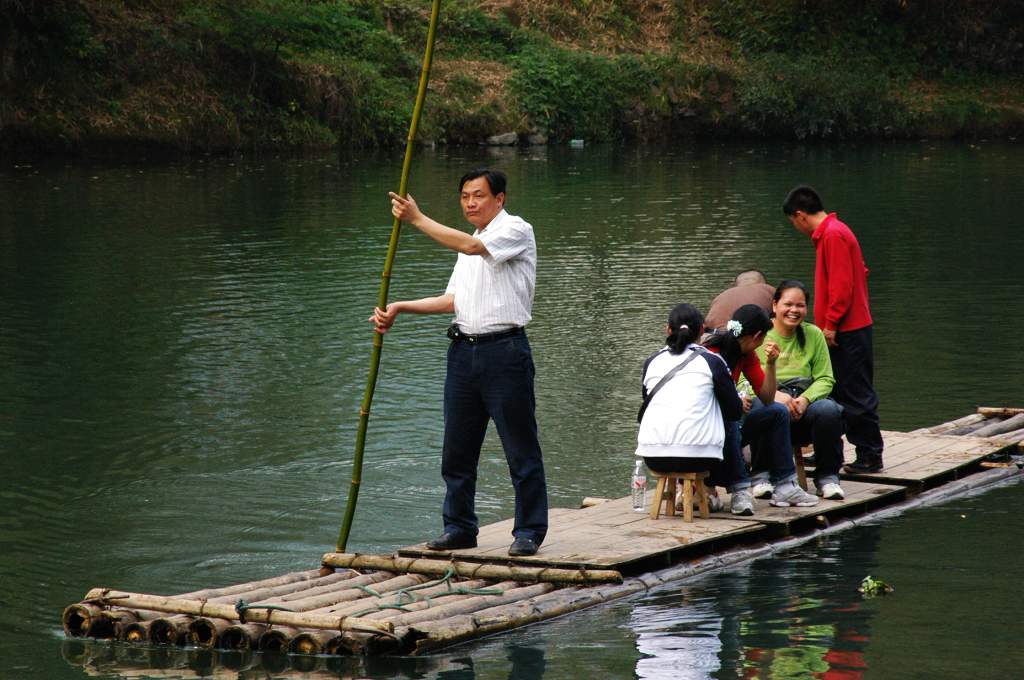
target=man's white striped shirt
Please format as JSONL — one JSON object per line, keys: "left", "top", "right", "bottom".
{"left": 445, "top": 209, "right": 536, "bottom": 334}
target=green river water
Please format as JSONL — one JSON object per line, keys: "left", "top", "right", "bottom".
{"left": 1, "top": 141, "right": 1023, "bottom": 679}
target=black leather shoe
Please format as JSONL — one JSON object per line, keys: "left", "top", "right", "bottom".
{"left": 425, "top": 533, "right": 477, "bottom": 551}
{"left": 508, "top": 536, "right": 539, "bottom": 557}
{"left": 843, "top": 458, "right": 883, "bottom": 473}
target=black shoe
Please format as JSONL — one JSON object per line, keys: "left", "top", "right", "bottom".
{"left": 802, "top": 455, "right": 817, "bottom": 467}
{"left": 843, "top": 458, "right": 883, "bottom": 474}
{"left": 508, "top": 536, "right": 539, "bottom": 557}
{"left": 425, "top": 532, "right": 477, "bottom": 551}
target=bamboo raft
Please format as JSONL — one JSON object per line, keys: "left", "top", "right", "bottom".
{"left": 63, "top": 407, "right": 1023, "bottom": 661}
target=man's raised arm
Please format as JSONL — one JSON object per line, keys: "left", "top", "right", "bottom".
{"left": 389, "top": 192, "right": 488, "bottom": 256}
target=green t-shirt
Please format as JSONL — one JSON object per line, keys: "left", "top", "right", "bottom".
{"left": 756, "top": 322, "right": 835, "bottom": 403}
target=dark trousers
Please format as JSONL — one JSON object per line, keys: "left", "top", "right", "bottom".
{"left": 644, "top": 457, "right": 720, "bottom": 474}
{"left": 830, "top": 325, "right": 884, "bottom": 459}
{"left": 726, "top": 402, "right": 797, "bottom": 489}
{"left": 791, "top": 398, "right": 845, "bottom": 481}
{"left": 442, "top": 332, "right": 548, "bottom": 544}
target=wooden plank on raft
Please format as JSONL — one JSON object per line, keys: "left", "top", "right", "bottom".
{"left": 398, "top": 495, "right": 768, "bottom": 570}
{"left": 717, "top": 479, "right": 904, "bottom": 529}
{"left": 839, "top": 431, "right": 1013, "bottom": 489}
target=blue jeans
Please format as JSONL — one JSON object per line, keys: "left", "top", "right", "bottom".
{"left": 727, "top": 401, "right": 797, "bottom": 490}
{"left": 442, "top": 332, "right": 548, "bottom": 543}
{"left": 791, "top": 398, "right": 844, "bottom": 485}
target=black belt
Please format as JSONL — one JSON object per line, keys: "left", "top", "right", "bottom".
{"left": 447, "top": 325, "right": 524, "bottom": 344}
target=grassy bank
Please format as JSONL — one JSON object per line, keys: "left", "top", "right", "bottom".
{"left": 2, "top": 0, "right": 1022, "bottom": 153}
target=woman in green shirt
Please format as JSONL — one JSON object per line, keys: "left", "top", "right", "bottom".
{"left": 755, "top": 280, "right": 845, "bottom": 501}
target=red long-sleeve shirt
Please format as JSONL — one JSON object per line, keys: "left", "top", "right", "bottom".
{"left": 811, "top": 213, "right": 873, "bottom": 333}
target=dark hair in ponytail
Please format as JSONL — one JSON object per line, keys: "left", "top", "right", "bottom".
{"left": 703, "top": 304, "right": 771, "bottom": 369}
{"left": 666, "top": 303, "right": 704, "bottom": 355}
{"left": 772, "top": 279, "right": 809, "bottom": 349}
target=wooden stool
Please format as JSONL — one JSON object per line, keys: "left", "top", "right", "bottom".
{"left": 793, "top": 445, "right": 808, "bottom": 490}
{"left": 649, "top": 471, "right": 710, "bottom": 522}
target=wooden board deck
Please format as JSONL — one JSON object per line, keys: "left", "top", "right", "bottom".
{"left": 398, "top": 429, "right": 1014, "bottom": 573}
{"left": 834, "top": 430, "right": 1005, "bottom": 489}
{"left": 398, "top": 478, "right": 904, "bottom": 572}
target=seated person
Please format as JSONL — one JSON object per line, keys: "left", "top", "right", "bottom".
{"left": 703, "top": 304, "right": 820, "bottom": 509}
{"left": 636, "top": 304, "right": 743, "bottom": 513}
{"left": 704, "top": 269, "right": 776, "bottom": 331}
{"left": 754, "top": 280, "right": 845, "bottom": 500}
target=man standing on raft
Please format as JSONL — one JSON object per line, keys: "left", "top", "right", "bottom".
{"left": 371, "top": 169, "right": 548, "bottom": 557}
{"left": 783, "top": 185, "right": 885, "bottom": 473}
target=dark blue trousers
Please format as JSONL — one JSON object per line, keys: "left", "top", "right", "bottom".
{"left": 442, "top": 332, "right": 548, "bottom": 544}
{"left": 737, "top": 401, "right": 797, "bottom": 486}
{"left": 830, "top": 325, "right": 884, "bottom": 459}
{"left": 791, "top": 398, "right": 845, "bottom": 482}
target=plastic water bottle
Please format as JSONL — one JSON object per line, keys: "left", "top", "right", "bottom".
{"left": 631, "top": 460, "right": 647, "bottom": 512}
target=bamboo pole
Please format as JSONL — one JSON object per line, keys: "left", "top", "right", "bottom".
{"left": 321, "top": 553, "right": 623, "bottom": 584}
{"left": 172, "top": 568, "right": 328, "bottom": 600}
{"left": 257, "top": 626, "right": 299, "bottom": 652}
{"left": 162, "top": 571, "right": 400, "bottom": 649}
{"left": 336, "top": 0, "right": 443, "bottom": 553}
{"left": 356, "top": 579, "right": 492, "bottom": 620}
{"left": 386, "top": 582, "right": 553, "bottom": 628}
{"left": 971, "top": 412, "right": 1024, "bottom": 437}
{"left": 910, "top": 412, "right": 986, "bottom": 434}
{"left": 288, "top": 629, "right": 341, "bottom": 656}
{"left": 217, "top": 623, "right": 267, "bottom": 650}
{"left": 80, "top": 589, "right": 394, "bottom": 634}
{"left": 187, "top": 617, "right": 231, "bottom": 647}
{"left": 148, "top": 615, "right": 191, "bottom": 645}
{"left": 946, "top": 418, "right": 999, "bottom": 436}
{"left": 976, "top": 406, "right": 1024, "bottom": 417}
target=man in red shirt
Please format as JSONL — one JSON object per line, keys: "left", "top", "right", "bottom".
{"left": 783, "top": 185, "right": 884, "bottom": 473}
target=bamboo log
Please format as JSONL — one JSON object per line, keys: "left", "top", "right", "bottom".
{"left": 321, "top": 553, "right": 622, "bottom": 584}
{"left": 121, "top": 620, "right": 151, "bottom": 643}
{"left": 172, "top": 568, "right": 329, "bottom": 601}
{"left": 62, "top": 602, "right": 104, "bottom": 637}
{"left": 256, "top": 626, "right": 299, "bottom": 652}
{"left": 946, "top": 418, "right": 999, "bottom": 436}
{"left": 266, "top": 573, "right": 427, "bottom": 612}
{"left": 80, "top": 589, "right": 393, "bottom": 634}
{"left": 356, "top": 579, "right": 492, "bottom": 620}
{"left": 971, "top": 413, "right": 1024, "bottom": 437}
{"left": 911, "top": 412, "right": 986, "bottom": 434}
{"left": 288, "top": 630, "right": 341, "bottom": 656}
{"left": 187, "top": 617, "right": 232, "bottom": 647}
{"left": 217, "top": 623, "right": 267, "bottom": 650}
{"left": 86, "top": 608, "right": 141, "bottom": 639}
{"left": 386, "top": 582, "right": 553, "bottom": 628}
{"left": 148, "top": 615, "right": 192, "bottom": 645}
{"left": 976, "top": 406, "right": 1024, "bottom": 417}
{"left": 406, "top": 586, "right": 598, "bottom": 651}
{"left": 166, "top": 572, "right": 400, "bottom": 648}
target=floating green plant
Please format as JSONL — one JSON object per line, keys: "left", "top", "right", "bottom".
{"left": 859, "top": 575, "right": 894, "bottom": 597}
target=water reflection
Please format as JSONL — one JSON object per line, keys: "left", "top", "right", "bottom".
{"left": 631, "top": 527, "right": 881, "bottom": 679}
{"left": 62, "top": 639, "right": 545, "bottom": 679}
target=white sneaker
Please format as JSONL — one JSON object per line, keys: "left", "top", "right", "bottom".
{"left": 817, "top": 482, "right": 845, "bottom": 500}
{"left": 730, "top": 489, "right": 754, "bottom": 516}
{"left": 752, "top": 480, "right": 774, "bottom": 499}
{"left": 675, "top": 486, "right": 724, "bottom": 512}
{"left": 770, "top": 484, "right": 820, "bottom": 507}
